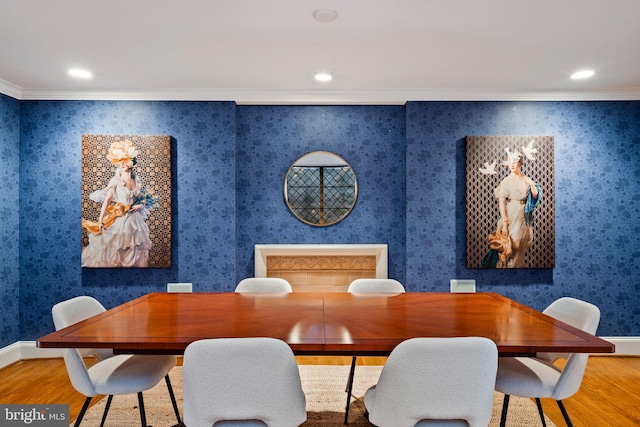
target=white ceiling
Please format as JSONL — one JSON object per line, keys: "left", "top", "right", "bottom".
{"left": 2, "top": 0, "right": 639, "bottom": 104}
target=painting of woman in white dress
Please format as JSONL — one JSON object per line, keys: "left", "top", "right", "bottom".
{"left": 482, "top": 147, "right": 542, "bottom": 268}
{"left": 81, "top": 135, "right": 172, "bottom": 268}
{"left": 465, "top": 136, "right": 555, "bottom": 269}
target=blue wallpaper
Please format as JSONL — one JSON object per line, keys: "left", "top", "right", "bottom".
{"left": 17, "top": 101, "right": 237, "bottom": 339}
{"left": 406, "top": 101, "right": 640, "bottom": 335}
{"left": 236, "top": 106, "right": 406, "bottom": 281}
{"left": 0, "top": 98, "right": 638, "bottom": 344}
{"left": 0, "top": 94, "right": 20, "bottom": 348}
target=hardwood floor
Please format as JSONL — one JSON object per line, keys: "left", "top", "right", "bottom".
{"left": 538, "top": 356, "right": 640, "bottom": 427}
{"left": 0, "top": 356, "right": 638, "bottom": 426}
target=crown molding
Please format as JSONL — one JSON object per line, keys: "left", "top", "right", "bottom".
{"left": 0, "top": 79, "right": 22, "bottom": 100}
{"left": 5, "top": 87, "right": 640, "bottom": 104}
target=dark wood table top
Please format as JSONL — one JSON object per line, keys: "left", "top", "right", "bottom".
{"left": 37, "top": 292, "right": 614, "bottom": 356}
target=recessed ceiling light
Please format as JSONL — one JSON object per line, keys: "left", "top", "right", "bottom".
{"left": 571, "top": 69, "right": 595, "bottom": 80}
{"left": 314, "top": 69, "right": 334, "bottom": 82}
{"left": 68, "top": 69, "right": 92, "bottom": 78}
{"left": 313, "top": 9, "right": 337, "bottom": 22}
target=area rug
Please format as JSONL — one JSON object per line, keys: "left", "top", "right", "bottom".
{"left": 75, "top": 365, "right": 555, "bottom": 426}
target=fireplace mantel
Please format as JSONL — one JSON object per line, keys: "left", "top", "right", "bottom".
{"left": 254, "top": 244, "right": 388, "bottom": 279}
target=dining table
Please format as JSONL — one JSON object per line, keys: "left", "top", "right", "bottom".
{"left": 37, "top": 292, "right": 615, "bottom": 356}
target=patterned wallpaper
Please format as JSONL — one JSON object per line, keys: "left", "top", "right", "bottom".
{"left": 0, "top": 97, "right": 638, "bottom": 347}
{"left": 236, "top": 105, "right": 406, "bottom": 283}
{"left": 406, "top": 101, "right": 640, "bottom": 336}
{"left": 0, "top": 94, "right": 20, "bottom": 348}
{"left": 17, "top": 101, "right": 237, "bottom": 341}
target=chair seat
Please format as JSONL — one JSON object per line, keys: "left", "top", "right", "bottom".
{"left": 495, "top": 297, "right": 600, "bottom": 427}
{"left": 53, "top": 296, "right": 181, "bottom": 427}
{"left": 363, "top": 337, "right": 497, "bottom": 427}
{"left": 88, "top": 354, "right": 177, "bottom": 396}
{"left": 495, "top": 356, "right": 562, "bottom": 399}
{"left": 182, "top": 337, "right": 307, "bottom": 427}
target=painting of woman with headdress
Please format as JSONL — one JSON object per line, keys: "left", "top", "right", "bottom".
{"left": 465, "top": 136, "right": 555, "bottom": 269}
{"left": 81, "top": 135, "right": 172, "bottom": 268}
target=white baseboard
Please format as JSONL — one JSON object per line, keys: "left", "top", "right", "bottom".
{"left": 1, "top": 337, "right": 638, "bottom": 369}
{"left": 0, "top": 341, "right": 64, "bottom": 368}
{"left": 597, "top": 337, "right": 640, "bottom": 356}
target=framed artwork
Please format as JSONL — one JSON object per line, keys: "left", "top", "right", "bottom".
{"left": 81, "top": 135, "right": 172, "bottom": 268}
{"left": 465, "top": 135, "right": 555, "bottom": 269}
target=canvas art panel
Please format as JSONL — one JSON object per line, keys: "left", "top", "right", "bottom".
{"left": 81, "top": 135, "right": 172, "bottom": 268}
{"left": 465, "top": 136, "right": 555, "bottom": 269}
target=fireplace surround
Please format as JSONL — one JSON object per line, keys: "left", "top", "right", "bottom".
{"left": 254, "top": 244, "right": 388, "bottom": 292}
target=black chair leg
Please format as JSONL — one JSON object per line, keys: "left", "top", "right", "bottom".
{"left": 557, "top": 400, "right": 574, "bottom": 427}
{"left": 99, "top": 395, "right": 114, "bottom": 427}
{"left": 74, "top": 396, "right": 92, "bottom": 427}
{"left": 137, "top": 392, "right": 147, "bottom": 427}
{"left": 165, "top": 374, "right": 182, "bottom": 423}
{"left": 499, "top": 394, "right": 510, "bottom": 427}
{"left": 344, "top": 356, "right": 357, "bottom": 424}
{"left": 345, "top": 356, "right": 357, "bottom": 392}
{"left": 535, "top": 398, "right": 547, "bottom": 427}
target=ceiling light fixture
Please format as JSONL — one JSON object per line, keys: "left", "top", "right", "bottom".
{"left": 313, "top": 9, "right": 337, "bottom": 22}
{"left": 314, "top": 69, "right": 334, "bottom": 82}
{"left": 571, "top": 69, "right": 595, "bottom": 80}
{"left": 68, "top": 69, "right": 92, "bottom": 78}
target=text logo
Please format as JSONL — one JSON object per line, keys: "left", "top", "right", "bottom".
{"left": 0, "top": 405, "right": 68, "bottom": 426}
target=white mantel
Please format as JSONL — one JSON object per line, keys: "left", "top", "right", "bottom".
{"left": 254, "top": 244, "right": 388, "bottom": 279}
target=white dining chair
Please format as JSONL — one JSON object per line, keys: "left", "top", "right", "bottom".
{"left": 235, "top": 277, "right": 293, "bottom": 293}
{"left": 347, "top": 278, "right": 405, "bottom": 294}
{"left": 52, "top": 296, "right": 181, "bottom": 427}
{"left": 182, "top": 337, "right": 307, "bottom": 427}
{"left": 364, "top": 337, "right": 498, "bottom": 427}
{"left": 344, "top": 278, "right": 406, "bottom": 424}
{"left": 495, "top": 297, "right": 601, "bottom": 427}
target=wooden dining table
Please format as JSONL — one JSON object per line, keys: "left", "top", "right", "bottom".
{"left": 37, "top": 292, "right": 615, "bottom": 357}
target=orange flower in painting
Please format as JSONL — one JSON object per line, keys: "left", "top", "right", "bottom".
{"left": 106, "top": 139, "right": 139, "bottom": 167}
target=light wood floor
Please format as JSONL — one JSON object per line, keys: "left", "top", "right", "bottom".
{"left": 1, "top": 356, "right": 638, "bottom": 426}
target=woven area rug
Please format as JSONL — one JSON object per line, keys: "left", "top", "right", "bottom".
{"left": 76, "top": 365, "right": 556, "bottom": 426}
